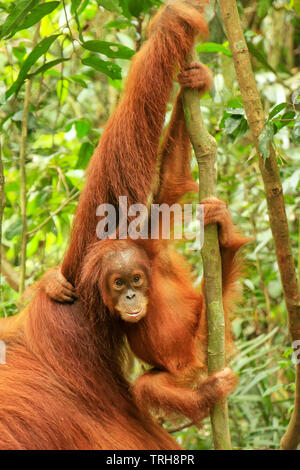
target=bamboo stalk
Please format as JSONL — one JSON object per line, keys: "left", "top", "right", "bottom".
{"left": 182, "top": 54, "right": 231, "bottom": 450}
{"left": 218, "top": 0, "right": 300, "bottom": 449}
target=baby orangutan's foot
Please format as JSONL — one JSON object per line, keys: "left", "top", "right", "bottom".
{"left": 192, "top": 367, "right": 238, "bottom": 425}
{"left": 199, "top": 197, "right": 253, "bottom": 249}
{"left": 214, "top": 367, "right": 238, "bottom": 396}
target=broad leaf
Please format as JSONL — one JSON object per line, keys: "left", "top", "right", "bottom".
{"left": 258, "top": 0, "right": 272, "bottom": 18}
{"left": 274, "top": 110, "right": 296, "bottom": 131}
{"left": 69, "top": 75, "right": 88, "bottom": 88}
{"left": 197, "top": 42, "right": 232, "bottom": 57}
{"left": 105, "top": 18, "right": 132, "bottom": 29}
{"left": 12, "top": 44, "right": 27, "bottom": 62}
{"left": 6, "top": 34, "right": 60, "bottom": 98}
{"left": 268, "top": 102, "right": 287, "bottom": 120}
{"left": 28, "top": 58, "right": 70, "bottom": 77}
{"left": 82, "top": 56, "right": 122, "bottom": 80}
{"left": 83, "top": 40, "right": 135, "bottom": 59}
{"left": 16, "top": 2, "right": 60, "bottom": 33}
{"left": 0, "top": 0, "right": 40, "bottom": 40}
{"left": 71, "top": 0, "right": 83, "bottom": 42}
{"left": 127, "top": 0, "right": 154, "bottom": 17}
{"left": 224, "top": 116, "right": 243, "bottom": 135}
{"left": 75, "top": 119, "right": 91, "bottom": 138}
{"left": 76, "top": 142, "right": 94, "bottom": 169}
{"left": 71, "top": 0, "right": 81, "bottom": 13}
{"left": 258, "top": 124, "right": 274, "bottom": 162}
{"left": 5, "top": 218, "right": 23, "bottom": 240}
{"left": 96, "top": 0, "right": 121, "bottom": 13}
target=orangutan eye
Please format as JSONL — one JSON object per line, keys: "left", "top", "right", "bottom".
{"left": 133, "top": 274, "right": 141, "bottom": 283}
{"left": 115, "top": 278, "right": 123, "bottom": 287}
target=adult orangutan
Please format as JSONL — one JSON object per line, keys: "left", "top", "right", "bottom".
{"left": 44, "top": 0, "right": 249, "bottom": 425}
{"left": 0, "top": 0, "right": 246, "bottom": 449}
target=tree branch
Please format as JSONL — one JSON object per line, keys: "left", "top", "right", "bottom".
{"left": 1, "top": 247, "right": 19, "bottom": 292}
{"left": 182, "top": 51, "right": 231, "bottom": 450}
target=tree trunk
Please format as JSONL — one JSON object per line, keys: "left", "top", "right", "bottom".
{"left": 182, "top": 54, "right": 232, "bottom": 450}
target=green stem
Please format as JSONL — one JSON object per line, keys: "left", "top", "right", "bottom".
{"left": 182, "top": 53, "right": 231, "bottom": 450}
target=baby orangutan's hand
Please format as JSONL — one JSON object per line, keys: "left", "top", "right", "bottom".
{"left": 40, "top": 267, "right": 77, "bottom": 303}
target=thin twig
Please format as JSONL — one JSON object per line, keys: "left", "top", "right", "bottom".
{"left": 168, "top": 421, "right": 194, "bottom": 434}
{"left": 27, "top": 189, "right": 80, "bottom": 238}
{"left": 62, "top": 0, "right": 76, "bottom": 53}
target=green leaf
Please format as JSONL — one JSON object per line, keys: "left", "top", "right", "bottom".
{"left": 247, "top": 41, "right": 276, "bottom": 73}
{"left": 71, "top": 0, "right": 83, "bottom": 42}
{"left": 16, "top": 2, "right": 60, "bottom": 33}
{"left": 12, "top": 44, "right": 27, "bottom": 62}
{"left": 82, "top": 56, "right": 122, "bottom": 80}
{"left": 75, "top": 119, "right": 91, "bottom": 138}
{"left": 118, "top": 0, "right": 132, "bottom": 18}
{"left": 257, "top": 0, "right": 272, "bottom": 18}
{"left": 28, "top": 58, "right": 70, "bottom": 77}
{"left": 224, "top": 116, "right": 242, "bottom": 135}
{"left": 76, "top": 142, "right": 94, "bottom": 169}
{"left": 27, "top": 233, "right": 41, "bottom": 257}
{"left": 71, "top": 0, "right": 81, "bottom": 13}
{"left": 268, "top": 102, "right": 287, "bottom": 120}
{"left": 5, "top": 218, "right": 23, "bottom": 240}
{"left": 6, "top": 34, "right": 60, "bottom": 98}
{"left": 275, "top": 110, "right": 296, "bottom": 131}
{"left": 127, "top": 0, "right": 158, "bottom": 17}
{"left": 258, "top": 123, "right": 274, "bottom": 162}
{"left": 0, "top": 0, "right": 40, "bottom": 40}
{"left": 82, "top": 40, "right": 135, "bottom": 59}
{"left": 197, "top": 42, "right": 232, "bottom": 57}
{"left": 104, "top": 18, "right": 132, "bottom": 29}
{"left": 69, "top": 75, "right": 88, "bottom": 88}
{"left": 96, "top": 0, "right": 121, "bottom": 13}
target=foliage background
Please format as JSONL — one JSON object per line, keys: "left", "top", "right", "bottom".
{"left": 0, "top": 0, "right": 299, "bottom": 449}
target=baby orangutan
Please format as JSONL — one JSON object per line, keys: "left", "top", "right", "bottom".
{"left": 41, "top": 197, "right": 247, "bottom": 424}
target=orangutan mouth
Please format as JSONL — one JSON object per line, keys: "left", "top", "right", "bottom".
{"left": 126, "top": 309, "right": 143, "bottom": 317}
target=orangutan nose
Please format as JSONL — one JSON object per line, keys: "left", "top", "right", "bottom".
{"left": 126, "top": 290, "right": 136, "bottom": 300}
